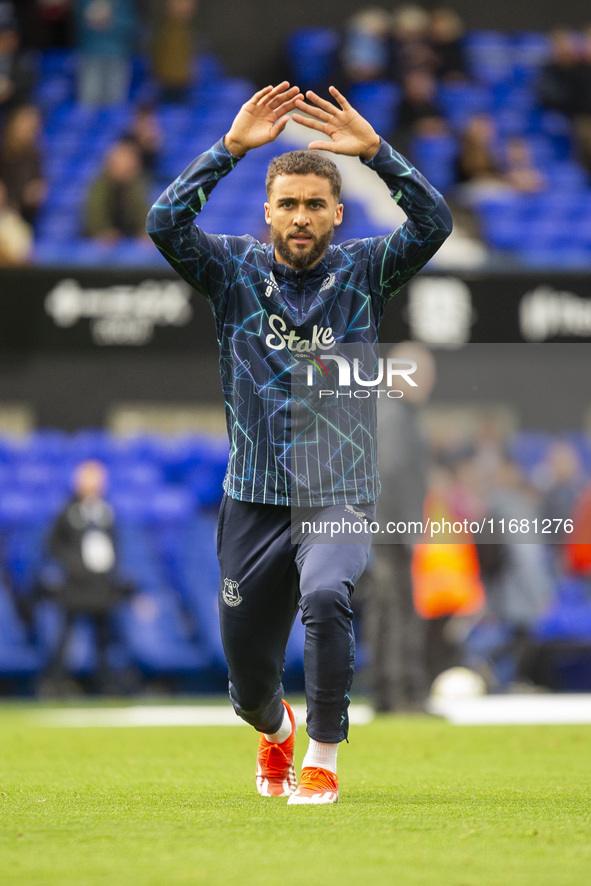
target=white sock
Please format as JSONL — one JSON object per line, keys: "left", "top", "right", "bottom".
{"left": 302, "top": 739, "right": 338, "bottom": 774}
{"left": 264, "top": 707, "right": 292, "bottom": 744}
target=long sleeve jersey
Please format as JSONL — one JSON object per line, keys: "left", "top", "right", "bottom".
{"left": 147, "top": 137, "right": 452, "bottom": 506}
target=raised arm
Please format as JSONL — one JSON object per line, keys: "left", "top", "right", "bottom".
{"left": 293, "top": 86, "right": 453, "bottom": 298}
{"left": 147, "top": 83, "right": 302, "bottom": 303}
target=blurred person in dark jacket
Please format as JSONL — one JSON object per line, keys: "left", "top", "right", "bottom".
{"left": 125, "top": 101, "right": 162, "bottom": 178}
{"left": 389, "top": 4, "right": 435, "bottom": 83}
{"left": 364, "top": 342, "right": 436, "bottom": 712}
{"left": 538, "top": 29, "right": 581, "bottom": 118}
{"left": 0, "top": 2, "right": 36, "bottom": 111}
{"left": 43, "top": 460, "right": 132, "bottom": 694}
{"left": 14, "top": 0, "right": 73, "bottom": 49}
{"left": 427, "top": 6, "right": 467, "bottom": 83}
{"left": 84, "top": 136, "right": 149, "bottom": 241}
{"left": 538, "top": 28, "right": 591, "bottom": 174}
{"left": 469, "top": 455, "right": 553, "bottom": 690}
{"left": 392, "top": 69, "right": 447, "bottom": 156}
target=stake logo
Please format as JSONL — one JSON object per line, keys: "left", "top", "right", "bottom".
{"left": 265, "top": 313, "right": 335, "bottom": 352}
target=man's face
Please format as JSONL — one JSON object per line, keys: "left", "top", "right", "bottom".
{"left": 74, "top": 461, "right": 107, "bottom": 499}
{"left": 265, "top": 174, "right": 343, "bottom": 271}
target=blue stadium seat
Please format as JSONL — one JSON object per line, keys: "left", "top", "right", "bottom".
{"left": 474, "top": 194, "right": 525, "bottom": 251}
{"left": 507, "top": 431, "right": 552, "bottom": 476}
{"left": 535, "top": 578, "right": 591, "bottom": 643}
{"left": 545, "top": 163, "right": 589, "bottom": 192}
{"left": 0, "top": 582, "right": 42, "bottom": 679}
{"left": 348, "top": 82, "right": 401, "bottom": 138}
{"left": 437, "top": 82, "right": 492, "bottom": 131}
{"left": 517, "top": 247, "right": 591, "bottom": 269}
{"left": 463, "top": 30, "right": 515, "bottom": 86}
{"left": 511, "top": 31, "right": 551, "bottom": 84}
{"left": 287, "top": 27, "right": 340, "bottom": 90}
{"left": 156, "top": 509, "right": 226, "bottom": 669}
{"left": 68, "top": 429, "right": 118, "bottom": 463}
{"left": 409, "top": 133, "right": 457, "bottom": 193}
{"left": 107, "top": 461, "right": 164, "bottom": 495}
{"left": 116, "top": 590, "right": 207, "bottom": 675}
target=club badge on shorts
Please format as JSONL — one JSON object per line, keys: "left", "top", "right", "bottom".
{"left": 222, "top": 578, "right": 242, "bottom": 607}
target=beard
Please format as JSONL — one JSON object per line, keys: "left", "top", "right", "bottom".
{"left": 270, "top": 225, "right": 335, "bottom": 271}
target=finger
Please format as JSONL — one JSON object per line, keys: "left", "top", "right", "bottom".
{"left": 328, "top": 85, "right": 352, "bottom": 111}
{"left": 308, "top": 140, "right": 338, "bottom": 153}
{"left": 250, "top": 84, "right": 274, "bottom": 104}
{"left": 257, "top": 80, "right": 292, "bottom": 105}
{"left": 271, "top": 115, "right": 291, "bottom": 137}
{"left": 268, "top": 86, "right": 302, "bottom": 110}
{"left": 273, "top": 94, "right": 304, "bottom": 116}
{"left": 294, "top": 98, "right": 331, "bottom": 121}
{"left": 305, "top": 90, "right": 339, "bottom": 115}
{"left": 291, "top": 113, "right": 329, "bottom": 133}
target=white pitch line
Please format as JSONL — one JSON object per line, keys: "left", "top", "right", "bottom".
{"left": 427, "top": 693, "right": 591, "bottom": 725}
{"left": 34, "top": 703, "right": 375, "bottom": 728}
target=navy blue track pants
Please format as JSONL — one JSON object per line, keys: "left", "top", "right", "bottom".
{"left": 217, "top": 495, "right": 374, "bottom": 743}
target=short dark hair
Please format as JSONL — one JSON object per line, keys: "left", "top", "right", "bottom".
{"left": 266, "top": 151, "right": 342, "bottom": 200}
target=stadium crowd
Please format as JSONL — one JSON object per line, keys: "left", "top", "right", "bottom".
{"left": 2, "top": 422, "right": 591, "bottom": 699}
{"left": 0, "top": 2, "right": 591, "bottom": 265}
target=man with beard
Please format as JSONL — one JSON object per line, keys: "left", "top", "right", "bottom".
{"left": 147, "top": 82, "right": 452, "bottom": 804}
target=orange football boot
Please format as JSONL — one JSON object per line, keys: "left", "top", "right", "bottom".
{"left": 287, "top": 766, "right": 339, "bottom": 805}
{"left": 255, "top": 700, "right": 297, "bottom": 797}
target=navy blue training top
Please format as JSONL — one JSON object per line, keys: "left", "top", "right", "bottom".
{"left": 147, "top": 136, "right": 452, "bottom": 506}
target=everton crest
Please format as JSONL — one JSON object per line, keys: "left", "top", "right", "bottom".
{"left": 222, "top": 578, "right": 242, "bottom": 607}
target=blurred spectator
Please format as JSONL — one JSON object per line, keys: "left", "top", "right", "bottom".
{"left": 42, "top": 460, "right": 132, "bottom": 694}
{"left": 0, "top": 103, "right": 46, "bottom": 224}
{"left": 83, "top": 137, "right": 149, "bottom": 241}
{"left": 538, "top": 28, "right": 591, "bottom": 174}
{"left": 455, "top": 114, "right": 504, "bottom": 192}
{"left": 74, "top": 0, "right": 136, "bottom": 106}
{"left": 15, "top": 0, "right": 73, "bottom": 49}
{"left": 467, "top": 455, "right": 553, "bottom": 689}
{"left": 151, "top": 0, "right": 198, "bottom": 103}
{"left": 538, "top": 29, "right": 580, "bottom": 118}
{"left": 427, "top": 6, "right": 467, "bottom": 83}
{"left": 572, "top": 26, "right": 591, "bottom": 174}
{"left": 540, "top": 441, "right": 585, "bottom": 579}
{"left": 540, "top": 441, "right": 585, "bottom": 535}
{"left": 125, "top": 101, "right": 162, "bottom": 178}
{"left": 0, "top": 2, "right": 36, "bottom": 111}
{"left": 471, "top": 412, "right": 508, "bottom": 489}
{"left": 340, "top": 6, "right": 391, "bottom": 86}
{"left": 389, "top": 3, "right": 435, "bottom": 83}
{"left": 412, "top": 458, "right": 486, "bottom": 683}
{"left": 364, "top": 342, "right": 436, "bottom": 712}
{"left": 0, "top": 178, "right": 33, "bottom": 264}
{"left": 393, "top": 69, "right": 447, "bottom": 153}
{"left": 504, "top": 136, "right": 547, "bottom": 192}
{"left": 455, "top": 115, "right": 545, "bottom": 207}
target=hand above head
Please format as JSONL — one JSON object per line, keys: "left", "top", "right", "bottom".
{"left": 292, "top": 86, "right": 381, "bottom": 161}
{"left": 224, "top": 82, "right": 304, "bottom": 158}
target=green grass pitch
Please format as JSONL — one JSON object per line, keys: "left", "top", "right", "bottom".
{"left": 2, "top": 704, "right": 591, "bottom": 885}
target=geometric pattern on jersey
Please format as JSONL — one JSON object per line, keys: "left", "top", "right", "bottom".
{"left": 147, "top": 136, "right": 452, "bottom": 505}
{"left": 287, "top": 344, "right": 380, "bottom": 506}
